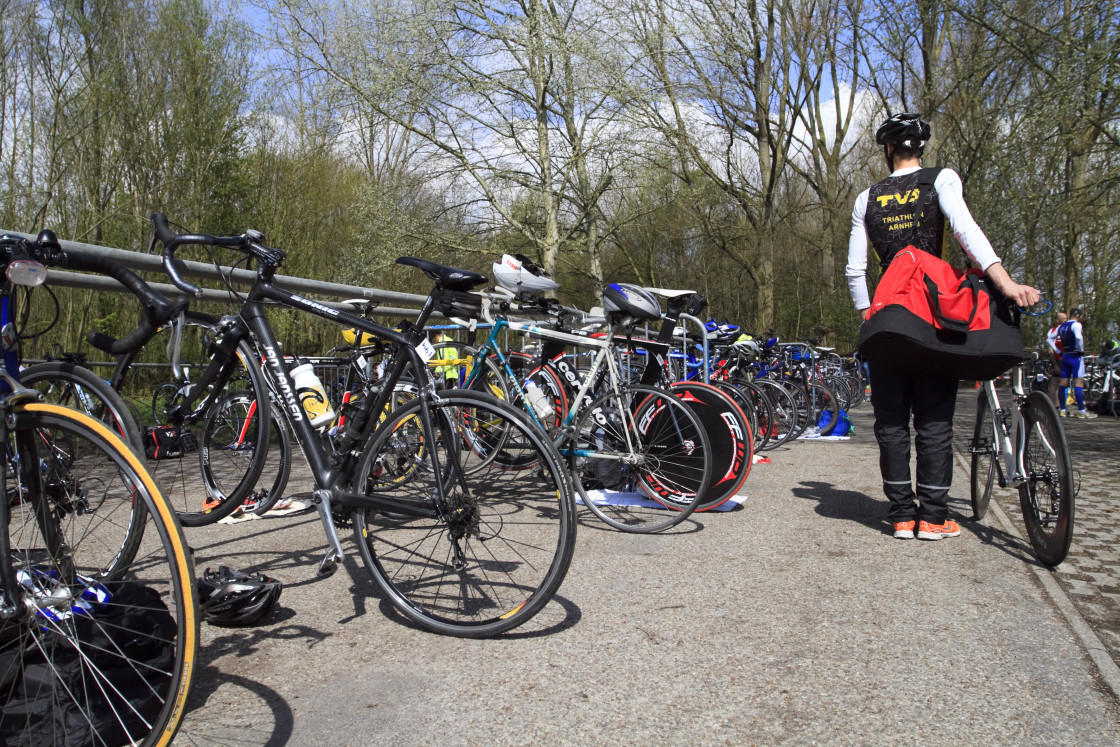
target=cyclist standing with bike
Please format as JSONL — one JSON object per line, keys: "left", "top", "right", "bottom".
{"left": 845, "top": 112, "right": 1039, "bottom": 541}
{"left": 1049, "top": 307, "right": 1097, "bottom": 419}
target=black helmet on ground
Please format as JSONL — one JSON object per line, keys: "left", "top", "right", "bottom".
{"left": 875, "top": 112, "right": 931, "bottom": 151}
{"left": 197, "top": 566, "right": 282, "bottom": 626}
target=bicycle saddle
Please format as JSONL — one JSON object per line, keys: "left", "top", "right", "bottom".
{"left": 645, "top": 288, "right": 695, "bottom": 298}
{"left": 396, "top": 257, "right": 487, "bottom": 291}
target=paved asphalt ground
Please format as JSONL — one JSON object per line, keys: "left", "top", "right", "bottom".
{"left": 173, "top": 388, "right": 1120, "bottom": 745}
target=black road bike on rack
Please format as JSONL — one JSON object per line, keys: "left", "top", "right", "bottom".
{"left": 134, "top": 214, "right": 576, "bottom": 637}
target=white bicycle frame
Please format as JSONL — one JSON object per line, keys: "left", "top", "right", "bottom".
{"left": 478, "top": 290, "right": 642, "bottom": 462}
{"left": 981, "top": 364, "right": 1028, "bottom": 488}
{"left": 982, "top": 356, "right": 1065, "bottom": 490}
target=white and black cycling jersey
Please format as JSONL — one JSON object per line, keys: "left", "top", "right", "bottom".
{"left": 846, "top": 165, "right": 1000, "bottom": 311}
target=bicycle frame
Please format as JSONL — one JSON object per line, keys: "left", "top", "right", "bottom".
{"left": 168, "top": 266, "right": 453, "bottom": 574}
{"left": 468, "top": 316, "right": 636, "bottom": 457}
{"left": 980, "top": 365, "right": 1029, "bottom": 488}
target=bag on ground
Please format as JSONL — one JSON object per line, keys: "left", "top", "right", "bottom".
{"left": 817, "top": 409, "right": 852, "bottom": 437}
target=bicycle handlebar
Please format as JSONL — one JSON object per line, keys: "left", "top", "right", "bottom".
{"left": 151, "top": 212, "right": 283, "bottom": 300}
{"left": 62, "top": 250, "right": 187, "bottom": 355}
{"left": 0, "top": 229, "right": 187, "bottom": 355}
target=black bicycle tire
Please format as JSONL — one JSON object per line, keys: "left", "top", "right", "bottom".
{"left": 571, "top": 384, "right": 712, "bottom": 533}
{"left": 19, "top": 362, "right": 148, "bottom": 575}
{"left": 184, "top": 365, "right": 273, "bottom": 526}
{"left": 351, "top": 389, "right": 577, "bottom": 637}
{"left": 749, "top": 378, "right": 798, "bottom": 448}
{"left": 825, "top": 376, "right": 853, "bottom": 411}
{"left": 110, "top": 312, "right": 272, "bottom": 526}
{"left": 970, "top": 389, "right": 997, "bottom": 520}
{"left": 771, "top": 378, "right": 812, "bottom": 440}
{"left": 2, "top": 403, "right": 198, "bottom": 746}
{"left": 22, "top": 361, "right": 144, "bottom": 454}
{"left": 807, "top": 382, "right": 841, "bottom": 436}
{"left": 846, "top": 372, "right": 866, "bottom": 408}
{"left": 1018, "top": 391, "right": 1075, "bottom": 567}
{"left": 250, "top": 397, "right": 294, "bottom": 515}
{"left": 211, "top": 391, "right": 293, "bottom": 516}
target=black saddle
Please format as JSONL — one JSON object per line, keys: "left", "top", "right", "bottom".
{"left": 396, "top": 257, "right": 487, "bottom": 291}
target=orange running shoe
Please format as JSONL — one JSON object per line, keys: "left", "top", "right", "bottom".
{"left": 917, "top": 519, "right": 961, "bottom": 540}
{"left": 892, "top": 520, "right": 916, "bottom": 539}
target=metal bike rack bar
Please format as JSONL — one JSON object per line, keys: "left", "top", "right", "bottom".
{"left": 1, "top": 229, "right": 428, "bottom": 309}
{"left": 678, "top": 313, "right": 710, "bottom": 382}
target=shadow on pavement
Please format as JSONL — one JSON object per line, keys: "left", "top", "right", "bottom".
{"left": 791, "top": 480, "right": 885, "bottom": 534}
{"left": 184, "top": 663, "right": 296, "bottom": 746}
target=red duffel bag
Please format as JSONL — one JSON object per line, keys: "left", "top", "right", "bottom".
{"left": 857, "top": 246, "right": 1026, "bottom": 380}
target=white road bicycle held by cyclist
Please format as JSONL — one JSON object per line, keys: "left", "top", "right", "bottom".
{"left": 969, "top": 352, "right": 1074, "bottom": 566}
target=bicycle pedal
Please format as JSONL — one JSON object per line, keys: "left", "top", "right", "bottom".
{"left": 316, "top": 549, "right": 342, "bottom": 577}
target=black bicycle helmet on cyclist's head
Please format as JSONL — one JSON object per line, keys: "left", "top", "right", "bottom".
{"left": 197, "top": 566, "right": 282, "bottom": 626}
{"left": 602, "top": 283, "right": 661, "bottom": 326}
{"left": 875, "top": 112, "right": 930, "bottom": 150}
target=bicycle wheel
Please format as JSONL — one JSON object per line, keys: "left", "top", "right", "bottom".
{"left": 670, "top": 382, "right": 752, "bottom": 511}
{"left": 180, "top": 385, "right": 274, "bottom": 525}
{"left": 717, "top": 380, "right": 772, "bottom": 452}
{"left": 570, "top": 384, "right": 711, "bottom": 533}
{"left": 969, "top": 389, "right": 998, "bottom": 520}
{"left": 753, "top": 378, "right": 799, "bottom": 446}
{"left": 213, "top": 391, "right": 293, "bottom": 517}
{"left": 1, "top": 403, "right": 198, "bottom": 746}
{"left": 825, "top": 376, "right": 853, "bottom": 411}
{"left": 845, "top": 371, "right": 866, "bottom": 409}
{"left": 22, "top": 361, "right": 143, "bottom": 454}
{"left": 111, "top": 312, "right": 272, "bottom": 526}
{"left": 1018, "top": 391, "right": 1075, "bottom": 566}
{"left": 813, "top": 382, "right": 841, "bottom": 434}
{"left": 791, "top": 381, "right": 839, "bottom": 437}
{"left": 20, "top": 363, "right": 149, "bottom": 577}
{"left": 351, "top": 390, "right": 577, "bottom": 637}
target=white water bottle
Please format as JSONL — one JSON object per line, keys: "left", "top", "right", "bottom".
{"left": 291, "top": 362, "right": 335, "bottom": 428}
{"left": 524, "top": 380, "right": 554, "bottom": 420}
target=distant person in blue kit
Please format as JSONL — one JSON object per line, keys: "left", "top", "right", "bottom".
{"left": 1048, "top": 307, "right": 1097, "bottom": 419}
{"left": 846, "top": 112, "right": 1040, "bottom": 541}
